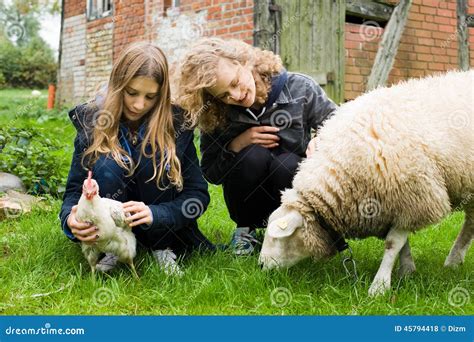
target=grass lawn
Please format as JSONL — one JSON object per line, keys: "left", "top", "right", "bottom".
{"left": 0, "top": 89, "right": 472, "bottom": 315}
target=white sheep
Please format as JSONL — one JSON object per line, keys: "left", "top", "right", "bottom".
{"left": 259, "top": 70, "right": 474, "bottom": 296}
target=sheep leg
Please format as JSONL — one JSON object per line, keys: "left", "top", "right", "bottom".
{"left": 444, "top": 206, "right": 473, "bottom": 267}
{"left": 369, "top": 229, "right": 408, "bottom": 297}
{"left": 398, "top": 239, "right": 416, "bottom": 277}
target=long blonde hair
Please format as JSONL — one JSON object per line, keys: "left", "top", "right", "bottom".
{"left": 82, "top": 41, "right": 183, "bottom": 190}
{"left": 175, "top": 38, "right": 283, "bottom": 133}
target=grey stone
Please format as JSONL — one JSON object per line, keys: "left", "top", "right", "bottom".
{"left": 0, "top": 172, "right": 25, "bottom": 193}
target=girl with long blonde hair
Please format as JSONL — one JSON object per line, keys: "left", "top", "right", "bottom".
{"left": 60, "top": 42, "right": 214, "bottom": 275}
{"left": 176, "top": 38, "right": 337, "bottom": 255}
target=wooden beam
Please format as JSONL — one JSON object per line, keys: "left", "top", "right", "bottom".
{"left": 457, "top": 0, "right": 470, "bottom": 70}
{"left": 366, "top": 0, "right": 412, "bottom": 91}
{"left": 346, "top": 0, "right": 394, "bottom": 22}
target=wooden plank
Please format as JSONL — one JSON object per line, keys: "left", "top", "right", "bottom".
{"left": 457, "top": 0, "right": 470, "bottom": 70}
{"left": 367, "top": 0, "right": 412, "bottom": 91}
{"left": 253, "top": 0, "right": 274, "bottom": 50}
{"left": 346, "top": 0, "right": 394, "bottom": 22}
{"left": 276, "top": 0, "right": 345, "bottom": 103}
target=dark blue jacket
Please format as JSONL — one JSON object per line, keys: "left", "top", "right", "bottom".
{"left": 200, "top": 71, "right": 338, "bottom": 184}
{"left": 59, "top": 103, "right": 210, "bottom": 242}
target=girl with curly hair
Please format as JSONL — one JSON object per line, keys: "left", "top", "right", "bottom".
{"left": 176, "top": 38, "right": 337, "bottom": 255}
{"left": 60, "top": 42, "right": 215, "bottom": 275}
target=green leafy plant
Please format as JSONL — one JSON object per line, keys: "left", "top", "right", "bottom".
{"left": 0, "top": 125, "right": 67, "bottom": 197}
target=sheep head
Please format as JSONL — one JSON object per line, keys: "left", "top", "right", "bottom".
{"left": 259, "top": 188, "right": 338, "bottom": 270}
{"left": 259, "top": 189, "right": 313, "bottom": 270}
{"left": 82, "top": 170, "right": 99, "bottom": 201}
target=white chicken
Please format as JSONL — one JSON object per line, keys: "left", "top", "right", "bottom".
{"left": 76, "top": 171, "right": 138, "bottom": 278}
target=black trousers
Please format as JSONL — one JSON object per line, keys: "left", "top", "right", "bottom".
{"left": 134, "top": 222, "right": 215, "bottom": 257}
{"left": 223, "top": 144, "right": 302, "bottom": 229}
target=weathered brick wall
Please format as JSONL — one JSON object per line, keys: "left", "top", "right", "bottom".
{"left": 85, "top": 17, "right": 114, "bottom": 97}
{"left": 63, "top": 0, "right": 85, "bottom": 17}
{"left": 113, "top": 0, "right": 146, "bottom": 61}
{"left": 345, "top": 0, "right": 474, "bottom": 100}
{"left": 57, "top": 13, "right": 87, "bottom": 105}
{"left": 149, "top": 0, "right": 253, "bottom": 64}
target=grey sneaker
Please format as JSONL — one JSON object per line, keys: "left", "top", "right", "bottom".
{"left": 96, "top": 253, "right": 119, "bottom": 273}
{"left": 230, "top": 227, "right": 260, "bottom": 256}
{"left": 152, "top": 249, "right": 184, "bottom": 277}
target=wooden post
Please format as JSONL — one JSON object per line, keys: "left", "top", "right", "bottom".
{"left": 366, "top": 0, "right": 412, "bottom": 91}
{"left": 457, "top": 0, "right": 470, "bottom": 71}
{"left": 254, "top": 0, "right": 273, "bottom": 50}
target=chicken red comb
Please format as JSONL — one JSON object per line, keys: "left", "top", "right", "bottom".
{"left": 87, "top": 170, "right": 92, "bottom": 187}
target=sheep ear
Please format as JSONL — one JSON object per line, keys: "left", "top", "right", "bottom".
{"left": 267, "top": 211, "right": 303, "bottom": 238}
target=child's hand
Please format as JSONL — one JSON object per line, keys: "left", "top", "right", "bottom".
{"left": 305, "top": 137, "right": 318, "bottom": 158}
{"left": 228, "top": 126, "right": 280, "bottom": 153}
{"left": 123, "top": 201, "right": 153, "bottom": 227}
{"left": 68, "top": 205, "right": 99, "bottom": 244}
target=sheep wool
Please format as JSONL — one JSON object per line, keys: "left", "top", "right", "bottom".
{"left": 294, "top": 70, "right": 473, "bottom": 251}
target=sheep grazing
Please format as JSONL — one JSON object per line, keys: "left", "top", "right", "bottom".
{"left": 259, "top": 70, "right": 474, "bottom": 296}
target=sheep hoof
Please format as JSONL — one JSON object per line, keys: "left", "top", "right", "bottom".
{"left": 368, "top": 279, "right": 390, "bottom": 297}
{"left": 398, "top": 262, "right": 416, "bottom": 277}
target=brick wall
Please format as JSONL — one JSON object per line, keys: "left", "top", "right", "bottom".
{"left": 63, "top": 0, "right": 86, "bottom": 18}
{"left": 85, "top": 17, "right": 114, "bottom": 96}
{"left": 57, "top": 14, "right": 87, "bottom": 105}
{"left": 58, "top": 0, "right": 473, "bottom": 105}
{"left": 150, "top": 0, "right": 253, "bottom": 66}
{"left": 113, "top": 0, "right": 146, "bottom": 61}
{"left": 345, "top": 0, "right": 474, "bottom": 101}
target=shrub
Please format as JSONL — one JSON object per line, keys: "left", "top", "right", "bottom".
{"left": 0, "top": 125, "right": 67, "bottom": 197}
{"left": 0, "top": 37, "right": 57, "bottom": 88}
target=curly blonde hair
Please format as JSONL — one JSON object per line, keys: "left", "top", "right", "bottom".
{"left": 175, "top": 38, "right": 283, "bottom": 133}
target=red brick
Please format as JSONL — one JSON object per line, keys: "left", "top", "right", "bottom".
{"left": 428, "top": 62, "right": 446, "bottom": 71}
{"left": 418, "top": 37, "right": 435, "bottom": 46}
{"left": 421, "top": 0, "right": 440, "bottom": 7}
{"left": 414, "top": 45, "right": 431, "bottom": 53}
{"left": 437, "top": 9, "right": 453, "bottom": 18}
{"left": 409, "top": 12, "right": 425, "bottom": 21}
{"left": 433, "top": 16, "right": 451, "bottom": 25}
{"left": 438, "top": 24, "right": 455, "bottom": 33}
{"left": 414, "top": 29, "right": 432, "bottom": 38}
{"left": 421, "top": 22, "right": 438, "bottom": 30}
{"left": 419, "top": 6, "right": 436, "bottom": 15}
{"left": 418, "top": 54, "right": 434, "bottom": 62}
{"left": 433, "top": 54, "right": 450, "bottom": 63}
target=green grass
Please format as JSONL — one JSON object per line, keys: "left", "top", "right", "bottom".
{"left": 0, "top": 89, "right": 472, "bottom": 315}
